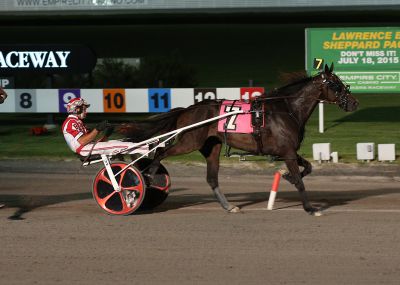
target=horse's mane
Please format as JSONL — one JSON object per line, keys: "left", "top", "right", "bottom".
{"left": 278, "top": 70, "right": 309, "bottom": 85}
{"left": 260, "top": 70, "right": 314, "bottom": 146}
{"left": 265, "top": 70, "right": 313, "bottom": 98}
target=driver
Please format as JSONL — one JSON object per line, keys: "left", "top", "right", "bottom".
{"left": 62, "top": 97, "right": 146, "bottom": 157}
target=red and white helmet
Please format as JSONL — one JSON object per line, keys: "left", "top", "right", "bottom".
{"left": 66, "top": 98, "right": 90, "bottom": 114}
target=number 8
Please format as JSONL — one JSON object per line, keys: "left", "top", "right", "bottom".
{"left": 20, "top": 93, "right": 32, "bottom": 109}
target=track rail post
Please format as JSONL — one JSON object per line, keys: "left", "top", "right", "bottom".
{"left": 267, "top": 170, "right": 285, "bottom": 210}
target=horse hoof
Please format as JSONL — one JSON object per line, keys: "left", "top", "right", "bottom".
{"left": 311, "top": 210, "right": 323, "bottom": 217}
{"left": 228, "top": 206, "right": 241, "bottom": 213}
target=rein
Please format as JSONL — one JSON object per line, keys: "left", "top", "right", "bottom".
{"left": 254, "top": 95, "right": 299, "bottom": 102}
{"left": 81, "top": 135, "right": 104, "bottom": 166}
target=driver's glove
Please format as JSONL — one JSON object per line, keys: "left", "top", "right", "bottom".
{"left": 104, "top": 126, "right": 114, "bottom": 137}
{"left": 95, "top": 120, "right": 108, "bottom": 132}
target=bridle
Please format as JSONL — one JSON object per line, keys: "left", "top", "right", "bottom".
{"left": 315, "top": 74, "right": 351, "bottom": 110}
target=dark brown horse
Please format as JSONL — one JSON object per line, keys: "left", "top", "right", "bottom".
{"left": 119, "top": 64, "right": 358, "bottom": 216}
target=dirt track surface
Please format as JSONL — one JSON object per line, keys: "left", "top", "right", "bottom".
{"left": 1, "top": 159, "right": 400, "bottom": 284}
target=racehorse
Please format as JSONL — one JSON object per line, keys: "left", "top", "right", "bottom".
{"left": 118, "top": 64, "right": 358, "bottom": 216}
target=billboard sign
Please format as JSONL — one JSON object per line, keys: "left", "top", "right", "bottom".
{"left": 306, "top": 27, "right": 400, "bottom": 93}
{"left": 0, "top": 45, "right": 96, "bottom": 74}
{"left": 0, "top": 77, "right": 14, "bottom": 88}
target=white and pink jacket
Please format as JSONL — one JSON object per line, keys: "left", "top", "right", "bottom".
{"left": 62, "top": 114, "right": 88, "bottom": 153}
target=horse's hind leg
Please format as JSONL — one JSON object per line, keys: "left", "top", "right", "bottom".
{"left": 284, "top": 158, "right": 321, "bottom": 216}
{"left": 200, "top": 138, "right": 240, "bottom": 213}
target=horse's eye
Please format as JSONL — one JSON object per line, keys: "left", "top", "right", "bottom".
{"left": 329, "top": 82, "right": 341, "bottom": 92}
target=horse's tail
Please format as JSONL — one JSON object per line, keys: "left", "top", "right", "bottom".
{"left": 117, "top": 108, "right": 186, "bottom": 142}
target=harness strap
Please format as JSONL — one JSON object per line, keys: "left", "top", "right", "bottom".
{"left": 251, "top": 97, "right": 264, "bottom": 155}
{"left": 252, "top": 130, "right": 263, "bottom": 155}
{"left": 223, "top": 100, "right": 237, "bottom": 157}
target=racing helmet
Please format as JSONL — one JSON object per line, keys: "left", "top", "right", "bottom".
{"left": 66, "top": 98, "right": 90, "bottom": 114}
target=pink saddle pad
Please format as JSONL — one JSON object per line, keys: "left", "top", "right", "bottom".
{"left": 217, "top": 101, "right": 253, "bottom": 133}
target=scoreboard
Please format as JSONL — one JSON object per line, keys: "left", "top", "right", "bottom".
{"left": 0, "top": 87, "right": 265, "bottom": 113}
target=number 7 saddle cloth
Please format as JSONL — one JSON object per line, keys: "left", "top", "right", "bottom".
{"left": 217, "top": 100, "right": 265, "bottom": 134}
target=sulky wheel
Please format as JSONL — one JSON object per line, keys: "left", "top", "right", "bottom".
{"left": 92, "top": 162, "right": 146, "bottom": 215}
{"left": 135, "top": 158, "right": 171, "bottom": 210}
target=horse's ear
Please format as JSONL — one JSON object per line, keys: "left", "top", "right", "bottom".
{"left": 329, "top": 62, "right": 334, "bottom": 72}
{"left": 324, "top": 64, "right": 329, "bottom": 73}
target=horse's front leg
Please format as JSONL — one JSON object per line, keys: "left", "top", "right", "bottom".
{"left": 284, "top": 158, "right": 322, "bottom": 216}
{"left": 297, "top": 155, "right": 312, "bottom": 178}
{"left": 200, "top": 141, "right": 240, "bottom": 213}
{"left": 281, "top": 154, "right": 312, "bottom": 182}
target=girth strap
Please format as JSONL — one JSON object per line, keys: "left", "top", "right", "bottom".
{"left": 251, "top": 97, "right": 265, "bottom": 155}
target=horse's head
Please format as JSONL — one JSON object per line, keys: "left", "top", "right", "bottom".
{"left": 316, "top": 64, "right": 359, "bottom": 112}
